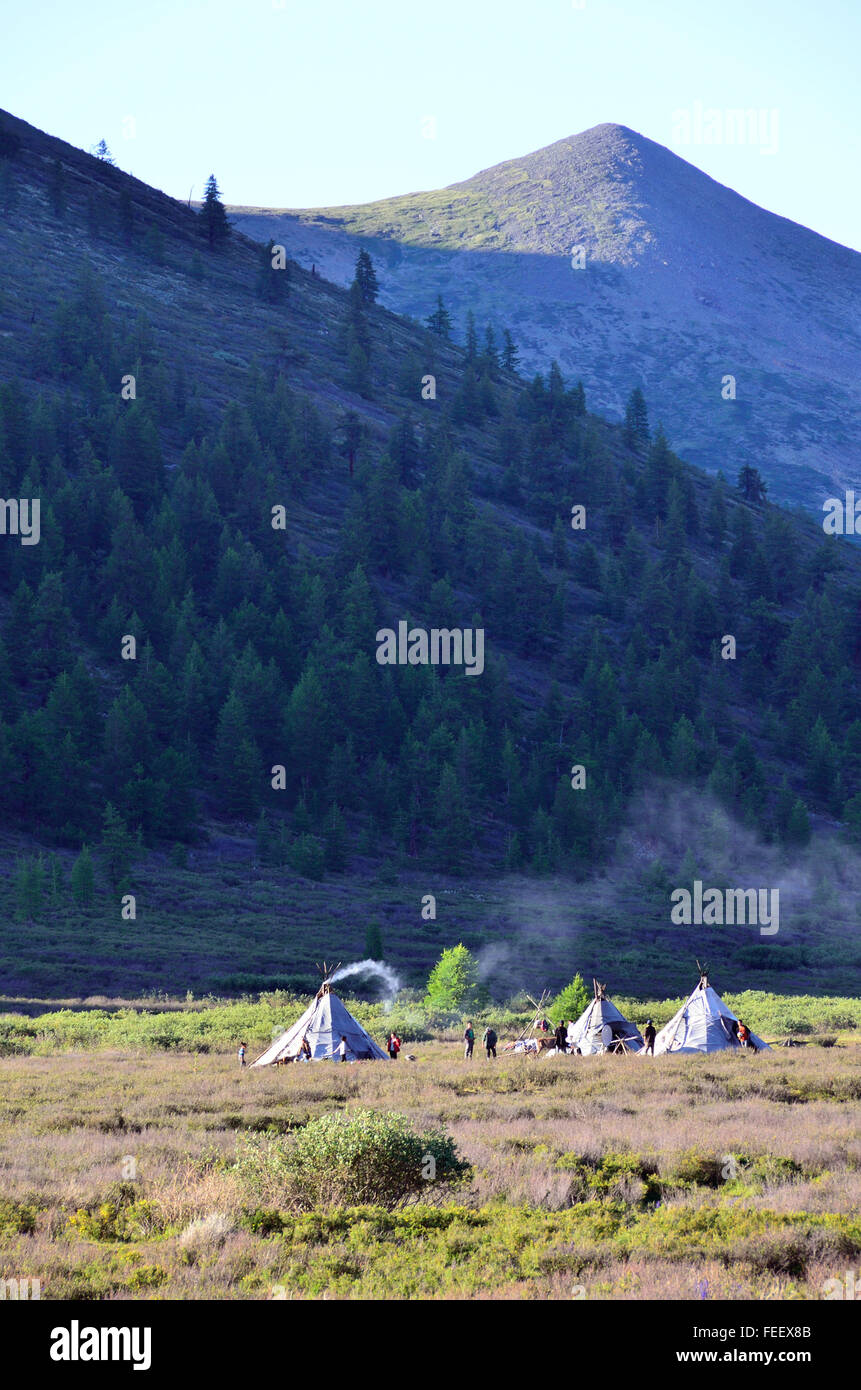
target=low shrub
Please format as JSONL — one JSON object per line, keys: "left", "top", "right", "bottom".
{"left": 667, "top": 1148, "right": 727, "bottom": 1189}
{"left": 234, "top": 1108, "right": 470, "bottom": 1210}
{"left": 68, "top": 1191, "right": 163, "bottom": 1242}
{"left": 0, "top": 1196, "right": 39, "bottom": 1235}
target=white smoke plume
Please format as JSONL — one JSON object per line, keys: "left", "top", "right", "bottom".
{"left": 331, "top": 959, "right": 401, "bottom": 1002}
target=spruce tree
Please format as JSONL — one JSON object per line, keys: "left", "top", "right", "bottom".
{"left": 257, "top": 240, "right": 289, "bottom": 303}
{"left": 353, "top": 249, "right": 379, "bottom": 305}
{"left": 424, "top": 943, "right": 480, "bottom": 1010}
{"left": 464, "top": 311, "right": 478, "bottom": 361}
{"left": 623, "top": 386, "right": 650, "bottom": 449}
{"left": 200, "top": 174, "right": 230, "bottom": 247}
{"left": 737, "top": 464, "right": 767, "bottom": 505}
{"left": 365, "top": 921, "right": 384, "bottom": 959}
{"left": 71, "top": 845, "right": 95, "bottom": 906}
{"left": 483, "top": 324, "right": 499, "bottom": 370}
{"left": 501, "top": 328, "right": 519, "bottom": 373}
{"left": 99, "top": 803, "right": 137, "bottom": 888}
{"left": 425, "top": 295, "right": 452, "bottom": 339}
{"left": 15, "top": 856, "right": 45, "bottom": 922}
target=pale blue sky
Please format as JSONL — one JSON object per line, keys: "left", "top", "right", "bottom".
{"left": 1, "top": 0, "right": 858, "bottom": 249}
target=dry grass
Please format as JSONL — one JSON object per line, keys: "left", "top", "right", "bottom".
{"left": 1, "top": 1043, "right": 859, "bottom": 1300}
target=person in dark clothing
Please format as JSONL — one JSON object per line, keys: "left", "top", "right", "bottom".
{"left": 482, "top": 1025, "right": 497, "bottom": 1059}
{"left": 463, "top": 1022, "right": 475, "bottom": 1059}
{"left": 554, "top": 1022, "right": 568, "bottom": 1053}
{"left": 643, "top": 1019, "right": 656, "bottom": 1055}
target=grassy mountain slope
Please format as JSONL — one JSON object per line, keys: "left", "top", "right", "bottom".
{"left": 0, "top": 109, "right": 859, "bottom": 1002}
{"left": 229, "top": 123, "right": 861, "bottom": 512}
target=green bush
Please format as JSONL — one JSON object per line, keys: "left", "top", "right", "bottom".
{"left": 0, "top": 1196, "right": 38, "bottom": 1235}
{"left": 67, "top": 1191, "right": 163, "bottom": 1242}
{"left": 550, "top": 973, "right": 590, "bottom": 1024}
{"left": 234, "top": 1108, "right": 469, "bottom": 1210}
{"left": 424, "top": 944, "right": 482, "bottom": 1011}
{"left": 667, "top": 1148, "right": 727, "bottom": 1189}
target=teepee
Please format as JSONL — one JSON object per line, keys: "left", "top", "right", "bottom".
{"left": 252, "top": 977, "right": 387, "bottom": 1065}
{"left": 648, "top": 970, "right": 770, "bottom": 1055}
{"left": 566, "top": 979, "right": 644, "bottom": 1055}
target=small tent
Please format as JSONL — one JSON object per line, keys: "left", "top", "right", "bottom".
{"left": 647, "top": 973, "right": 770, "bottom": 1055}
{"left": 566, "top": 980, "right": 644, "bottom": 1055}
{"left": 252, "top": 980, "right": 387, "bottom": 1065}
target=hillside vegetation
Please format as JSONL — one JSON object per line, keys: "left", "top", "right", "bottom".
{"left": 0, "top": 109, "right": 859, "bottom": 999}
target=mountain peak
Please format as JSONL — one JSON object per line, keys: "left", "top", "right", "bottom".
{"left": 229, "top": 126, "right": 861, "bottom": 508}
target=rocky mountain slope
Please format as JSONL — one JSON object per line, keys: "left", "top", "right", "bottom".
{"left": 230, "top": 123, "right": 861, "bottom": 513}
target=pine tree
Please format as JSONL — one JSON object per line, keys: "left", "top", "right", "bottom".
{"left": 257, "top": 240, "right": 289, "bottom": 303}
{"left": 14, "top": 856, "right": 45, "bottom": 922}
{"left": 93, "top": 139, "right": 115, "bottom": 165}
{"left": 550, "top": 972, "right": 590, "bottom": 1023}
{"left": 323, "top": 803, "right": 348, "bottom": 870}
{"left": 483, "top": 324, "right": 499, "bottom": 370}
{"left": 424, "top": 943, "right": 481, "bottom": 1010}
{"left": 365, "top": 921, "right": 384, "bottom": 959}
{"left": 143, "top": 224, "right": 165, "bottom": 265}
{"left": 501, "top": 328, "right": 519, "bottom": 374}
{"left": 214, "top": 690, "right": 261, "bottom": 816}
{"left": 425, "top": 295, "right": 452, "bottom": 339}
{"left": 99, "top": 803, "right": 137, "bottom": 888}
{"left": 464, "top": 311, "right": 478, "bottom": 361}
{"left": 200, "top": 174, "right": 230, "bottom": 247}
{"left": 706, "top": 475, "right": 728, "bottom": 546}
{"left": 71, "top": 845, "right": 95, "bottom": 906}
{"left": 737, "top": 464, "right": 767, "bottom": 505}
{"left": 353, "top": 249, "right": 379, "bottom": 305}
{"left": 431, "top": 763, "right": 471, "bottom": 870}
{"left": 623, "top": 387, "right": 650, "bottom": 449}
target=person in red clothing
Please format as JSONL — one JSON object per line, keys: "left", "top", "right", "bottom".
{"left": 738, "top": 1021, "right": 751, "bottom": 1048}
{"left": 387, "top": 1032, "right": 401, "bottom": 1060}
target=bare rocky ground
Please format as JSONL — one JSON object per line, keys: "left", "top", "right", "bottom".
{"left": 230, "top": 123, "right": 861, "bottom": 513}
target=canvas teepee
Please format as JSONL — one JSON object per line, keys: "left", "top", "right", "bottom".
{"left": 566, "top": 979, "right": 644, "bottom": 1055}
{"left": 252, "top": 978, "right": 387, "bottom": 1065}
{"left": 648, "top": 971, "right": 770, "bottom": 1055}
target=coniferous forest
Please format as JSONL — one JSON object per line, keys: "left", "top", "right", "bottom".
{"left": 0, "top": 107, "right": 859, "bottom": 995}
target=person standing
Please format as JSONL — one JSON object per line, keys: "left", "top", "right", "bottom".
{"left": 643, "top": 1019, "right": 656, "bottom": 1055}
{"left": 463, "top": 1021, "right": 475, "bottom": 1060}
{"left": 238, "top": 1041, "right": 247, "bottom": 1068}
{"left": 337, "top": 1035, "right": 348, "bottom": 1063}
{"left": 387, "top": 1031, "right": 401, "bottom": 1060}
{"left": 554, "top": 1021, "right": 568, "bottom": 1053}
{"left": 482, "top": 1025, "right": 497, "bottom": 1060}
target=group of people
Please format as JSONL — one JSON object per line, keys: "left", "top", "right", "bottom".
{"left": 238, "top": 1012, "right": 759, "bottom": 1069}
{"left": 462, "top": 1023, "right": 498, "bottom": 1059}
